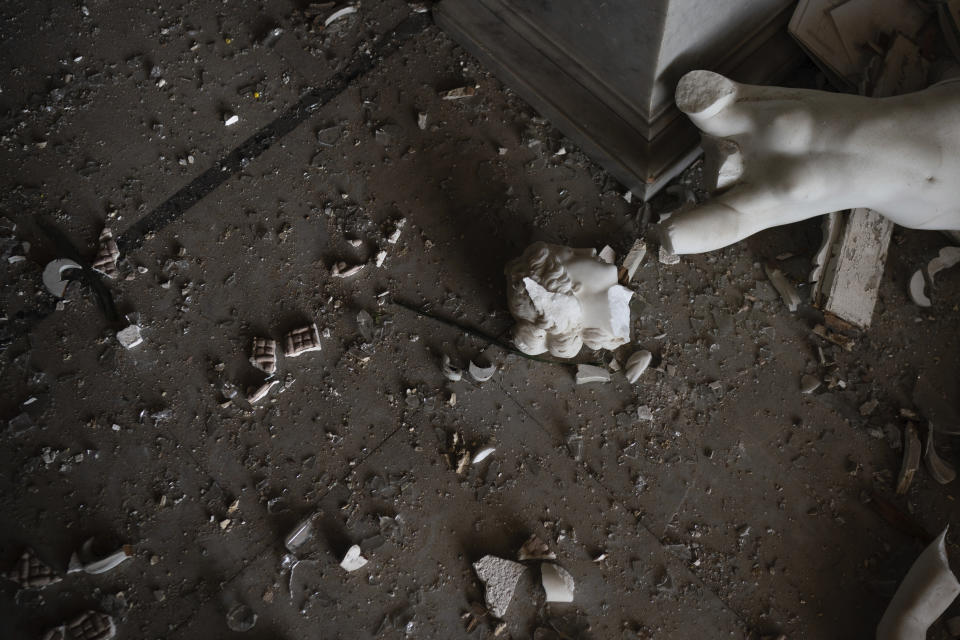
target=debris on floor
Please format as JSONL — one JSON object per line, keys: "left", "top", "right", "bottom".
{"left": 5, "top": 548, "right": 61, "bottom": 588}
{"left": 441, "top": 354, "right": 463, "bottom": 381}
{"left": 386, "top": 217, "right": 406, "bottom": 245}
{"left": 92, "top": 228, "right": 120, "bottom": 279}
{"left": 43, "top": 259, "right": 83, "bottom": 298}
{"left": 440, "top": 86, "right": 477, "bottom": 100}
{"left": 67, "top": 539, "right": 133, "bottom": 575}
{"left": 324, "top": 5, "right": 358, "bottom": 28}
{"left": 340, "top": 544, "right": 368, "bottom": 571}
{"left": 284, "top": 323, "right": 322, "bottom": 357}
{"left": 331, "top": 261, "right": 365, "bottom": 278}
{"left": 540, "top": 563, "right": 575, "bottom": 603}
{"left": 764, "top": 266, "right": 801, "bottom": 312}
{"left": 473, "top": 555, "right": 527, "bottom": 619}
{"left": 619, "top": 240, "right": 647, "bottom": 283}
{"left": 247, "top": 379, "right": 279, "bottom": 404}
{"left": 800, "top": 374, "right": 821, "bottom": 394}
{"left": 575, "top": 364, "right": 610, "bottom": 384}
{"left": 624, "top": 350, "right": 652, "bottom": 383}
{"left": 468, "top": 360, "right": 496, "bottom": 383}
{"left": 472, "top": 446, "right": 496, "bottom": 464}
{"left": 518, "top": 535, "right": 556, "bottom": 561}
{"left": 895, "top": 424, "right": 921, "bottom": 495}
{"left": 908, "top": 246, "right": 960, "bottom": 307}
{"left": 284, "top": 515, "right": 315, "bottom": 554}
{"left": 876, "top": 527, "right": 960, "bottom": 640}
{"left": 42, "top": 610, "right": 116, "bottom": 640}
{"left": 116, "top": 324, "right": 144, "bottom": 349}
{"left": 924, "top": 427, "right": 956, "bottom": 485}
{"left": 225, "top": 603, "right": 258, "bottom": 632}
{"left": 250, "top": 337, "right": 278, "bottom": 374}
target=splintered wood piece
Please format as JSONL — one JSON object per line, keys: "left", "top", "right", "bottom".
{"left": 284, "top": 324, "right": 322, "bottom": 357}
{"left": 896, "top": 423, "right": 921, "bottom": 495}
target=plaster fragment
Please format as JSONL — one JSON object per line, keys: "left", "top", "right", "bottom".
{"left": 340, "top": 544, "right": 368, "bottom": 572}
{"left": 541, "top": 563, "right": 575, "bottom": 603}
{"left": 576, "top": 364, "right": 610, "bottom": 384}
{"left": 473, "top": 555, "right": 526, "bottom": 618}
{"left": 117, "top": 325, "right": 143, "bottom": 349}
{"left": 624, "top": 350, "right": 652, "bottom": 383}
{"left": 468, "top": 361, "right": 496, "bottom": 382}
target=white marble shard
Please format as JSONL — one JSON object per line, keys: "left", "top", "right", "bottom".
{"left": 541, "top": 563, "right": 575, "bottom": 603}
{"left": 800, "top": 374, "right": 821, "bottom": 394}
{"left": 909, "top": 269, "right": 931, "bottom": 307}
{"left": 575, "top": 364, "right": 610, "bottom": 384}
{"left": 619, "top": 240, "right": 647, "bottom": 282}
{"left": 468, "top": 361, "right": 496, "bottom": 382}
{"left": 473, "top": 555, "right": 527, "bottom": 619}
{"left": 624, "top": 350, "right": 652, "bottom": 383}
{"left": 517, "top": 534, "right": 556, "bottom": 561}
{"left": 441, "top": 355, "right": 463, "bottom": 381}
{"left": 247, "top": 380, "right": 279, "bottom": 404}
{"left": 472, "top": 447, "right": 496, "bottom": 464}
{"left": 117, "top": 325, "right": 143, "bottom": 349}
{"left": 67, "top": 540, "right": 132, "bottom": 575}
{"left": 331, "top": 261, "right": 365, "bottom": 278}
{"left": 340, "top": 545, "right": 368, "bottom": 572}
{"left": 764, "top": 266, "right": 801, "bottom": 312}
{"left": 925, "top": 428, "right": 956, "bottom": 485}
{"left": 877, "top": 527, "right": 960, "bottom": 640}
{"left": 908, "top": 246, "right": 960, "bottom": 307}
{"left": 43, "top": 259, "right": 83, "bottom": 298}
{"left": 325, "top": 5, "right": 358, "bottom": 27}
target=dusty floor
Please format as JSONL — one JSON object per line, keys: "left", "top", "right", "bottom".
{"left": 1, "top": 1, "right": 959, "bottom": 639}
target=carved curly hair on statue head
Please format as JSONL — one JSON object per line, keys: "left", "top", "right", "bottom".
{"left": 504, "top": 242, "right": 585, "bottom": 358}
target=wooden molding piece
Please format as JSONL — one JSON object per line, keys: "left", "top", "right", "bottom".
{"left": 819, "top": 209, "right": 894, "bottom": 330}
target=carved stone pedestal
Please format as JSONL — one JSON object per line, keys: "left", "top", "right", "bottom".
{"left": 436, "top": 0, "right": 803, "bottom": 199}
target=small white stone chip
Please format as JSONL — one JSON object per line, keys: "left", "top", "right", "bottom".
{"left": 224, "top": 114, "right": 239, "bottom": 127}
{"left": 340, "top": 544, "right": 368, "bottom": 572}
{"left": 468, "top": 361, "right": 497, "bottom": 382}
{"left": 247, "top": 380, "right": 279, "bottom": 404}
{"left": 541, "top": 563, "right": 575, "bottom": 603}
{"left": 575, "top": 364, "right": 610, "bottom": 384}
{"left": 619, "top": 240, "right": 647, "bottom": 282}
{"left": 471, "top": 447, "right": 496, "bottom": 464}
{"left": 117, "top": 325, "right": 143, "bottom": 349}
